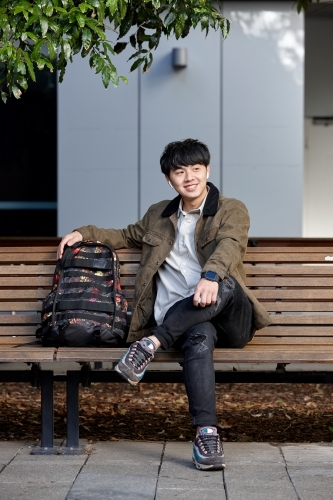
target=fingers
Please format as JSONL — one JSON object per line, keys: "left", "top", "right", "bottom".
{"left": 193, "top": 279, "right": 219, "bottom": 307}
{"left": 57, "top": 231, "right": 82, "bottom": 260}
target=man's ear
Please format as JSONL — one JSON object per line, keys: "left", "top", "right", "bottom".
{"left": 165, "top": 175, "right": 173, "bottom": 189}
{"left": 206, "top": 165, "right": 211, "bottom": 180}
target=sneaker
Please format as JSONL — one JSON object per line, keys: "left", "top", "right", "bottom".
{"left": 114, "top": 337, "right": 156, "bottom": 386}
{"left": 192, "top": 427, "right": 225, "bottom": 471}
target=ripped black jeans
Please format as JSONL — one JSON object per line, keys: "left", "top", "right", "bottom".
{"left": 152, "top": 276, "right": 253, "bottom": 427}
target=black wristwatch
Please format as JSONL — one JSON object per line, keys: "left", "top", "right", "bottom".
{"left": 201, "top": 270, "right": 221, "bottom": 282}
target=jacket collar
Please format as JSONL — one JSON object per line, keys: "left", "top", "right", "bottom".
{"left": 161, "top": 182, "right": 220, "bottom": 217}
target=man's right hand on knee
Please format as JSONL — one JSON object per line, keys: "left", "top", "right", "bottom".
{"left": 57, "top": 231, "right": 83, "bottom": 260}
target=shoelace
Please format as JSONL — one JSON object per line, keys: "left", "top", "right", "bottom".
{"left": 198, "top": 434, "right": 220, "bottom": 455}
{"left": 129, "top": 343, "right": 153, "bottom": 369}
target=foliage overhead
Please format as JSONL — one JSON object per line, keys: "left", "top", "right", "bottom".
{"left": 0, "top": 0, "right": 230, "bottom": 102}
{"left": 295, "top": 0, "right": 328, "bottom": 13}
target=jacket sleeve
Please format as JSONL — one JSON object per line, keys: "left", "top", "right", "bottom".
{"left": 74, "top": 212, "right": 150, "bottom": 250}
{"left": 202, "top": 198, "right": 250, "bottom": 279}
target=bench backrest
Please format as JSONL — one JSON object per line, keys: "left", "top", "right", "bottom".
{"left": 1, "top": 246, "right": 333, "bottom": 350}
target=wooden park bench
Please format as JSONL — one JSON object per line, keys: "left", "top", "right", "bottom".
{"left": 1, "top": 243, "right": 333, "bottom": 453}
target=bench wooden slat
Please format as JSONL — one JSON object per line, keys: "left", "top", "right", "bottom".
{"left": 1, "top": 277, "right": 53, "bottom": 286}
{"left": 256, "top": 326, "right": 333, "bottom": 336}
{"left": 246, "top": 277, "right": 333, "bottom": 287}
{"left": 0, "top": 326, "right": 39, "bottom": 336}
{"left": 0, "top": 348, "right": 55, "bottom": 362}
{"left": 253, "top": 289, "right": 333, "bottom": 299}
{"left": 243, "top": 253, "right": 333, "bottom": 263}
{"left": 269, "top": 315, "right": 333, "bottom": 325}
{"left": 55, "top": 346, "right": 333, "bottom": 364}
{"left": 0, "top": 252, "right": 57, "bottom": 263}
{"left": 246, "top": 247, "right": 333, "bottom": 253}
{"left": 263, "top": 302, "right": 333, "bottom": 312}
{"left": 245, "top": 265, "right": 333, "bottom": 276}
{"left": 0, "top": 265, "right": 56, "bottom": 275}
{"left": 0, "top": 290, "right": 50, "bottom": 299}
{"left": 0, "top": 315, "right": 41, "bottom": 325}
{"left": 0, "top": 302, "right": 42, "bottom": 311}
{"left": 0, "top": 336, "right": 42, "bottom": 345}
{"left": 249, "top": 336, "right": 333, "bottom": 345}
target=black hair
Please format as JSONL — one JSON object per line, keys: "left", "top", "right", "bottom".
{"left": 160, "top": 138, "right": 210, "bottom": 176}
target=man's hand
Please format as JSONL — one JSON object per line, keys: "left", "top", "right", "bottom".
{"left": 57, "top": 231, "right": 83, "bottom": 260}
{"left": 193, "top": 278, "right": 219, "bottom": 307}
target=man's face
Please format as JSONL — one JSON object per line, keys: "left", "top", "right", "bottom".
{"left": 166, "top": 164, "right": 210, "bottom": 209}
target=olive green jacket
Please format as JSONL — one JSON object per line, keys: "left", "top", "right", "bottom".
{"left": 76, "top": 183, "right": 271, "bottom": 342}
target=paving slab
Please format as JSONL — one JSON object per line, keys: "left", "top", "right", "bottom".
{"left": 67, "top": 441, "right": 164, "bottom": 500}
{"left": 223, "top": 443, "right": 297, "bottom": 500}
{"left": 0, "top": 482, "right": 74, "bottom": 500}
{"left": 156, "top": 442, "right": 226, "bottom": 500}
{"left": 0, "top": 441, "right": 25, "bottom": 471}
{"left": 281, "top": 444, "right": 333, "bottom": 464}
{"left": 281, "top": 444, "right": 333, "bottom": 500}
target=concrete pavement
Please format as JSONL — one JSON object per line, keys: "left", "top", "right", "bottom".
{"left": 0, "top": 441, "right": 333, "bottom": 499}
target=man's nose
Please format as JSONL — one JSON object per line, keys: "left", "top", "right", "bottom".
{"left": 184, "top": 170, "right": 193, "bottom": 181}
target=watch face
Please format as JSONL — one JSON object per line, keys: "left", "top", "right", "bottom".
{"left": 205, "top": 271, "right": 218, "bottom": 280}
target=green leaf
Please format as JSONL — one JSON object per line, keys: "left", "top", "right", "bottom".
{"left": 130, "top": 57, "right": 144, "bottom": 72}
{"left": 16, "top": 61, "right": 26, "bottom": 74}
{"left": 25, "top": 14, "right": 39, "bottom": 29}
{"left": 40, "top": 17, "right": 49, "bottom": 36}
{"left": 110, "top": 71, "right": 119, "bottom": 87}
{"left": 47, "top": 41, "right": 56, "bottom": 60}
{"left": 82, "top": 27, "right": 92, "bottom": 48}
{"left": 62, "top": 41, "right": 71, "bottom": 61}
{"left": 16, "top": 75, "right": 28, "bottom": 90}
{"left": 119, "top": 75, "right": 128, "bottom": 84}
{"left": 1, "top": 92, "right": 8, "bottom": 104}
{"left": 85, "top": 18, "right": 106, "bottom": 40}
{"left": 76, "top": 12, "right": 86, "bottom": 28}
{"left": 45, "top": 5, "right": 54, "bottom": 17}
{"left": 106, "top": 0, "right": 118, "bottom": 15}
{"left": 79, "top": 3, "right": 93, "bottom": 13}
{"left": 129, "top": 34, "right": 136, "bottom": 48}
{"left": 31, "top": 39, "right": 44, "bottom": 61}
{"left": 102, "top": 41, "right": 115, "bottom": 55}
{"left": 20, "top": 49, "right": 36, "bottom": 81}
{"left": 114, "top": 42, "right": 127, "bottom": 54}
{"left": 164, "top": 11, "right": 177, "bottom": 27}
{"left": 101, "top": 64, "right": 111, "bottom": 88}
{"left": 128, "top": 49, "right": 147, "bottom": 61}
{"left": 95, "top": 56, "right": 104, "bottom": 74}
{"left": 26, "top": 31, "right": 38, "bottom": 43}
{"left": 12, "top": 85, "right": 22, "bottom": 99}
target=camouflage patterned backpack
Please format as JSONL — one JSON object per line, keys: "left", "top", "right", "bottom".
{"left": 36, "top": 241, "right": 128, "bottom": 347}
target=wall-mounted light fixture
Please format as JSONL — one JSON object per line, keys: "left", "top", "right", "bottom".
{"left": 172, "top": 48, "right": 188, "bottom": 68}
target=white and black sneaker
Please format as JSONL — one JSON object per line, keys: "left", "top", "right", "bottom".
{"left": 192, "top": 427, "right": 225, "bottom": 471}
{"left": 114, "top": 337, "right": 156, "bottom": 386}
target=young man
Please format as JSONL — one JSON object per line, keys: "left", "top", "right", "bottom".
{"left": 58, "top": 139, "right": 270, "bottom": 471}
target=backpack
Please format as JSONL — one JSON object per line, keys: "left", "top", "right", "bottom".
{"left": 36, "top": 241, "right": 128, "bottom": 347}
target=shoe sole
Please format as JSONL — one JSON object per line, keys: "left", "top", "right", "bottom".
{"left": 192, "top": 456, "right": 226, "bottom": 471}
{"left": 114, "top": 363, "right": 140, "bottom": 386}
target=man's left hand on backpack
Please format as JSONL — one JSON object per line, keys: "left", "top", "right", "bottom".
{"left": 57, "top": 231, "right": 83, "bottom": 260}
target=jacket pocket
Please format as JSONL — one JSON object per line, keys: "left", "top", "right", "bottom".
{"left": 141, "top": 232, "right": 163, "bottom": 266}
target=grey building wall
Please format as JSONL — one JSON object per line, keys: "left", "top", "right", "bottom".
{"left": 58, "top": 1, "right": 304, "bottom": 238}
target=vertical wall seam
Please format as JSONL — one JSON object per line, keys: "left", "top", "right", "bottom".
{"left": 138, "top": 71, "right": 142, "bottom": 220}
{"left": 220, "top": 3, "right": 224, "bottom": 195}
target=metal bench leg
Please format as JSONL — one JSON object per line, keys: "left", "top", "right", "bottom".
{"left": 31, "top": 370, "right": 57, "bottom": 455}
{"left": 60, "top": 370, "right": 84, "bottom": 455}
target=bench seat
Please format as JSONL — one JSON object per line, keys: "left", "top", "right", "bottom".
{"left": 1, "top": 243, "right": 333, "bottom": 452}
